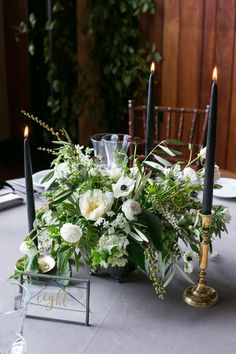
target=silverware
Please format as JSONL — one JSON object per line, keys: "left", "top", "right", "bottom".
{"left": 9, "top": 181, "right": 44, "bottom": 200}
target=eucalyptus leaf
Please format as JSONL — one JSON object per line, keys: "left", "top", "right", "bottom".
{"left": 143, "top": 161, "right": 164, "bottom": 171}
{"left": 152, "top": 154, "right": 172, "bottom": 167}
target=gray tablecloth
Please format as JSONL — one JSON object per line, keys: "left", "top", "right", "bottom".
{"left": 0, "top": 193, "right": 236, "bottom": 354}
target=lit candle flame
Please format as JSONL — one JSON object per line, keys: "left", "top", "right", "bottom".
{"left": 212, "top": 66, "right": 217, "bottom": 81}
{"left": 150, "top": 62, "right": 155, "bottom": 73}
{"left": 24, "top": 126, "right": 29, "bottom": 138}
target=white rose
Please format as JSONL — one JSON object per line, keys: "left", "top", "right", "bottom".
{"left": 20, "top": 241, "right": 37, "bottom": 257}
{"left": 122, "top": 199, "right": 141, "bottom": 221}
{"left": 60, "top": 223, "right": 83, "bottom": 243}
{"left": 112, "top": 176, "right": 135, "bottom": 198}
{"left": 183, "top": 167, "right": 200, "bottom": 186}
{"left": 79, "top": 189, "right": 114, "bottom": 221}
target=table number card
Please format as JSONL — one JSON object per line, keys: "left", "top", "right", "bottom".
{"left": 20, "top": 272, "right": 90, "bottom": 326}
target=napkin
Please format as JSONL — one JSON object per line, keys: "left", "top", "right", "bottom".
{"left": 0, "top": 193, "right": 24, "bottom": 210}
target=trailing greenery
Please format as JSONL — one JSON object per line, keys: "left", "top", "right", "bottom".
{"left": 15, "top": 0, "right": 79, "bottom": 141}
{"left": 87, "top": 0, "right": 161, "bottom": 130}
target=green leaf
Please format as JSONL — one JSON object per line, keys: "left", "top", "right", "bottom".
{"left": 50, "top": 189, "right": 72, "bottom": 203}
{"left": 163, "top": 269, "right": 176, "bottom": 287}
{"left": 165, "top": 139, "right": 186, "bottom": 146}
{"left": 132, "top": 226, "right": 149, "bottom": 242}
{"left": 174, "top": 263, "right": 195, "bottom": 284}
{"left": 158, "top": 145, "right": 176, "bottom": 157}
{"left": 74, "top": 250, "right": 81, "bottom": 272}
{"left": 58, "top": 244, "right": 70, "bottom": 253}
{"left": 127, "top": 240, "right": 145, "bottom": 270}
{"left": 141, "top": 210, "right": 163, "bottom": 251}
{"left": 152, "top": 154, "right": 172, "bottom": 167}
{"left": 41, "top": 170, "right": 54, "bottom": 183}
{"left": 143, "top": 161, "right": 164, "bottom": 172}
{"left": 25, "top": 255, "right": 39, "bottom": 274}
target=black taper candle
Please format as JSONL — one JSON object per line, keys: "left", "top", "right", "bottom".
{"left": 145, "top": 62, "right": 155, "bottom": 156}
{"left": 24, "top": 126, "right": 36, "bottom": 239}
{"left": 202, "top": 67, "right": 218, "bottom": 215}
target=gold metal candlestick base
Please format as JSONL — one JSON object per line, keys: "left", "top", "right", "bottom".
{"left": 183, "top": 284, "right": 218, "bottom": 308}
{"left": 183, "top": 212, "right": 219, "bottom": 308}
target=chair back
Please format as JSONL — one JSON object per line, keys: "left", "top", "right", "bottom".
{"left": 128, "top": 100, "right": 209, "bottom": 160}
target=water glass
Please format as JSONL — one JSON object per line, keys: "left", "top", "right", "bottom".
{"left": 91, "top": 133, "right": 107, "bottom": 164}
{"left": 0, "top": 281, "right": 30, "bottom": 354}
{"left": 102, "top": 134, "right": 130, "bottom": 169}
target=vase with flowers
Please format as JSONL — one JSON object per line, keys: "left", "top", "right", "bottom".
{"left": 12, "top": 115, "right": 230, "bottom": 298}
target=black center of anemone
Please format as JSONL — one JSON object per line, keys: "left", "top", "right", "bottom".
{"left": 186, "top": 256, "right": 192, "bottom": 262}
{"left": 121, "top": 185, "right": 127, "bottom": 191}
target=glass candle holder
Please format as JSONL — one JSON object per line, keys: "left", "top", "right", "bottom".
{"left": 102, "top": 134, "right": 130, "bottom": 169}
{"left": 91, "top": 133, "right": 107, "bottom": 165}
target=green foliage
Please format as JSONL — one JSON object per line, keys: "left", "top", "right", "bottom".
{"left": 16, "top": 0, "right": 161, "bottom": 140}
{"left": 86, "top": 0, "right": 161, "bottom": 130}
{"left": 15, "top": 1, "right": 79, "bottom": 141}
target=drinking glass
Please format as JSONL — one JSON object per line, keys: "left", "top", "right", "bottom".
{"left": 0, "top": 281, "right": 30, "bottom": 354}
{"left": 102, "top": 134, "right": 130, "bottom": 169}
{"left": 91, "top": 133, "right": 107, "bottom": 165}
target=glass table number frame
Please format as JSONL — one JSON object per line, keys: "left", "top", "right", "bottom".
{"left": 20, "top": 272, "right": 90, "bottom": 326}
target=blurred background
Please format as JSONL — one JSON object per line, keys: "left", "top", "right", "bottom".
{"left": 0, "top": 0, "right": 236, "bottom": 179}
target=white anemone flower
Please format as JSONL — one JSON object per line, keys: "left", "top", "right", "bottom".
{"left": 60, "top": 223, "right": 83, "bottom": 243}
{"left": 112, "top": 176, "right": 135, "bottom": 198}
{"left": 79, "top": 189, "right": 114, "bottom": 221}
{"left": 20, "top": 241, "right": 37, "bottom": 257}
{"left": 183, "top": 167, "right": 200, "bottom": 186}
{"left": 121, "top": 199, "right": 141, "bottom": 221}
{"left": 183, "top": 250, "right": 195, "bottom": 274}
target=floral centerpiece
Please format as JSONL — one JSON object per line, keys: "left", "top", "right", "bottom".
{"left": 13, "top": 117, "right": 230, "bottom": 298}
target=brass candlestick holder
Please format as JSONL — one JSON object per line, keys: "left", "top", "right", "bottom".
{"left": 183, "top": 212, "right": 219, "bottom": 307}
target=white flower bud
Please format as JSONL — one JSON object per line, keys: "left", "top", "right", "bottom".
{"left": 121, "top": 199, "right": 141, "bottom": 221}
{"left": 20, "top": 241, "right": 37, "bottom": 257}
{"left": 60, "top": 223, "right": 83, "bottom": 243}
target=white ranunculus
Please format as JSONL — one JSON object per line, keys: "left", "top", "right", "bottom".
{"left": 60, "top": 223, "right": 83, "bottom": 243}
{"left": 79, "top": 189, "right": 114, "bottom": 221}
{"left": 20, "top": 241, "right": 37, "bottom": 257}
{"left": 121, "top": 199, "right": 141, "bottom": 221}
{"left": 214, "top": 164, "right": 221, "bottom": 184}
{"left": 183, "top": 167, "right": 200, "bottom": 186}
{"left": 54, "top": 162, "right": 71, "bottom": 180}
{"left": 198, "top": 146, "right": 207, "bottom": 160}
{"left": 112, "top": 176, "right": 135, "bottom": 198}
